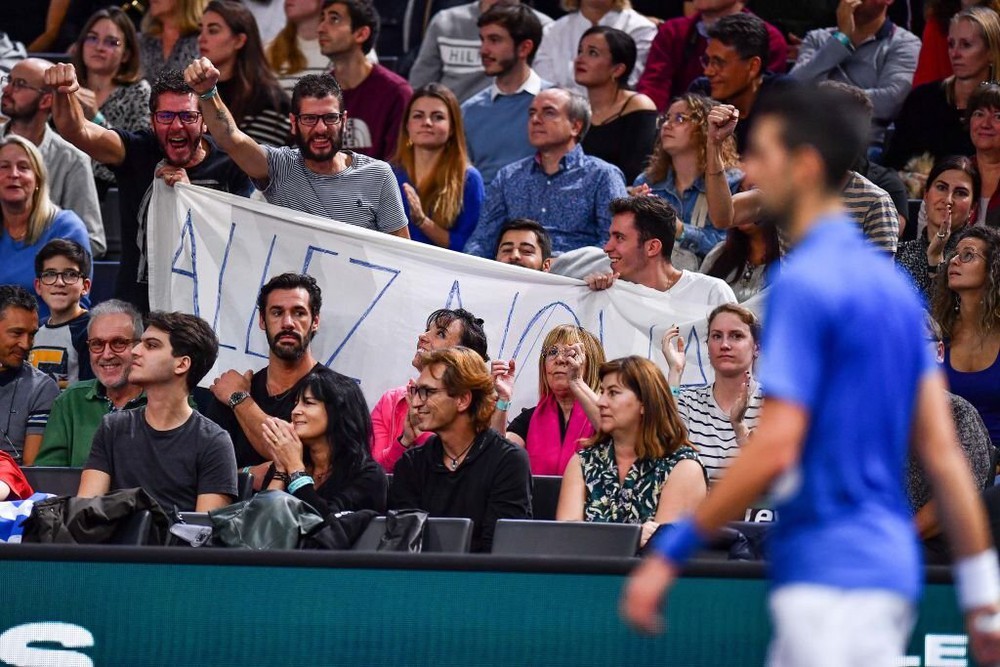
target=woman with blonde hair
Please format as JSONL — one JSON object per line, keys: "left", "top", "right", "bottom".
{"left": 138, "top": 0, "right": 207, "bottom": 79}
{"left": 266, "top": 0, "right": 328, "bottom": 94}
{"left": 491, "top": 324, "right": 606, "bottom": 475}
{"left": 0, "top": 136, "right": 92, "bottom": 319}
{"left": 633, "top": 93, "right": 743, "bottom": 270}
{"left": 392, "top": 83, "right": 484, "bottom": 251}
{"left": 533, "top": 0, "right": 656, "bottom": 94}
{"left": 555, "top": 355, "right": 707, "bottom": 547}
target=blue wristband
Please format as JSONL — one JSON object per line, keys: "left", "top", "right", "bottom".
{"left": 670, "top": 386, "right": 681, "bottom": 397}
{"left": 287, "top": 476, "right": 314, "bottom": 494}
{"left": 650, "top": 517, "right": 706, "bottom": 565}
{"left": 199, "top": 86, "right": 218, "bottom": 101}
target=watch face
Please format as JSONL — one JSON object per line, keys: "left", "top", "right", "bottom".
{"left": 229, "top": 391, "right": 249, "bottom": 407}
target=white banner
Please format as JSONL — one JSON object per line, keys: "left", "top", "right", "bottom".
{"left": 149, "top": 183, "right": 718, "bottom": 414}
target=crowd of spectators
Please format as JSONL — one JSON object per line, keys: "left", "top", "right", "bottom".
{"left": 0, "top": 0, "right": 996, "bottom": 562}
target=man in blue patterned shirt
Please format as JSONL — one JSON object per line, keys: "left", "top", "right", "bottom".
{"left": 463, "top": 88, "right": 627, "bottom": 257}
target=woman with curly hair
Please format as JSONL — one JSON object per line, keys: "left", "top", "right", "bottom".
{"left": 632, "top": 93, "right": 742, "bottom": 270}
{"left": 556, "top": 356, "right": 707, "bottom": 548}
{"left": 931, "top": 225, "right": 1000, "bottom": 447}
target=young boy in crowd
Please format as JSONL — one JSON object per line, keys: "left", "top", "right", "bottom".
{"left": 29, "top": 239, "right": 94, "bottom": 389}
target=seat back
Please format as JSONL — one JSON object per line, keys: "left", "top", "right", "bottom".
{"left": 176, "top": 511, "right": 212, "bottom": 527}
{"left": 107, "top": 509, "right": 152, "bottom": 545}
{"left": 352, "top": 516, "right": 474, "bottom": 553}
{"left": 491, "top": 519, "right": 641, "bottom": 557}
{"left": 23, "top": 467, "right": 83, "bottom": 497}
{"left": 531, "top": 476, "right": 562, "bottom": 520}
{"left": 236, "top": 472, "right": 254, "bottom": 501}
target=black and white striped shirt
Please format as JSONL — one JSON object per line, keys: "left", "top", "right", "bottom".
{"left": 677, "top": 383, "right": 763, "bottom": 483}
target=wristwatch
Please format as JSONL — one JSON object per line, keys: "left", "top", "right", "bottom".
{"left": 288, "top": 470, "right": 309, "bottom": 484}
{"left": 228, "top": 390, "right": 250, "bottom": 408}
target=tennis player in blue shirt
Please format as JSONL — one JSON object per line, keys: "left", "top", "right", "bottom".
{"left": 621, "top": 84, "right": 1000, "bottom": 666}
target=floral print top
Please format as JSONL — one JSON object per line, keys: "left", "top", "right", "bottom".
{"left": 579, "top": 441, "right": 704, "bottom": 523}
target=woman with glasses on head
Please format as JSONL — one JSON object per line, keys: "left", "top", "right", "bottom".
{"left": 931, "top": 225, "right": 1000, "bottom": 448}
{"left": 574, "top": 26, "right": 657, "bottom": 184}
{"left": 555, "top": 356, "right": 707, "bottom": 549}
{"left": 896, "top": 156, "right": 980, "bottom": 301}
{"left": 198, "top": 0, "right": 290, "bottom": 147}
{"left": 139, "top": 0, "right": 208, "bottom": 79}
{"left": 491, "top": 324, "right": 606, "bottom": 476}
{"left": 884, "top": 7, "right": 1000, "bottom": 181}
{"left": 0, "top": 136, "right": 91, "bottom": 321}
{"left": 631, "top": 93, "right": 743, "bottom": 271}
{"left": 392, "top": 83, "right": 484, "bottom": 251}
{"left": 261, "top": 371, "right": 388, "bottom": 514}
{"left": 70, "top": 7, "right": 151, "bottom": 195}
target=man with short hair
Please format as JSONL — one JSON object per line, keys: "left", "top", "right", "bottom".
{"left": 623, "top": 84, "right": 1000, "bottom": 666}
{"left": 1, "top": 58, "right": 104, "bottom": 257}
{"left": 461, "top": 3, "right": 551, "bottom": 185}
{"left": 34, "top": 299, "right": 146, "bottom": 467}
{"left": 78, "top": 311, "right": 237, "bottom": 513}
{"left": 0, "top": 285, "right": 59, "bottom": 464}
{"left": 791, "top": 0, "right": 919, "bottom": 146}
{"left": 464, "top": 87, "right": 627, "bottom": 258}
{"left": 409, "top": 0, "right": 553, "bottom": 104}
{"left": 637, "top": 0, "right": 788, "bottom": 112}
{"left": 318, "top": 0, "right": 412, "bottom": 160}
{"left": 207, "top": 273, "right": 341, "bottom": 469}
{"left": 495, "top": 218, "right": 552, "bottom": 271}
{"left": 45, "top": 65, "right": 254, "bottom": 313}
{"left": 390, "top": 346, "right": 531, "bottom": 553}
{"left": 185, "top": 62, "right": 409, "bottom": 238}
{"left": 586, "top": 196, "right": 737, "bottom": 305}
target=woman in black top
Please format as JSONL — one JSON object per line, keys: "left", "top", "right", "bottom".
{"left": 262, "top": 371, "right": 387, "bottom": 514}
{"left": 575, "top": 26, "right": 657, "bottom": 184}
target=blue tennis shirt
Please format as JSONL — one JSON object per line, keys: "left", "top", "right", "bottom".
{"left": 761, "top": 213, "right": 935, "bottom": 600}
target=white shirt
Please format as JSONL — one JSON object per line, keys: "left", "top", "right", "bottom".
{"left": 488, "top": 68, "right": 545, "bottom": 102}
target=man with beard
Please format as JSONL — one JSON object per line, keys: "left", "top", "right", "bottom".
{"left": 44, "top": 65, "right": 254, "bottom": 313}
{"left": 183, "top": 60, "right": 409, "bottom": 237}
{"left": 207, "top": 273, "right": 341, "bottom": 471}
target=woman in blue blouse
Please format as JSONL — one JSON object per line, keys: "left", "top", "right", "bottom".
{"left": 0, "top": 136, "right": 91, "bottom": 319}
{"left": 632, "top": 93, "right": 742, "bottom": 271}
{"left": 392, "top": 83, "right": 484, "bottom": 252}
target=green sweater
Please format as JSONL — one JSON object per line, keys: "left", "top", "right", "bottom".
{"left": 34, "top": 379, "right": 146, "bottom": 467}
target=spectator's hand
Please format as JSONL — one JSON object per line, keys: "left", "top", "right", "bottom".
{"left": 491, "top": 359, "right": 516, "bottom": 401}
{"left": 786, "top": 33, "right": 803, "bottom": 61}
{"left": 927, "top": 209, "right": 952, "bottom": 263}
{"left": 730, "top": 370, "right": 752, "bottom": 424}
{"left": 628, "top": 183, "right": 652, "bottom": 197}
{"left": 156, "top": 163, "right": 190, "bottom": 188}
{"left": 621, "top": 554, "right": 678, "bottom": 634}
{"left": 210, "top": 369, "right": 253, "bottom": 404}
{"left": 836, "top": 0, "right": 862, "bottom": 43}
{"left": 43, "top": 62, "right": 80, "bottom": 95}
{"left": 184, "top": 57, "right": 221, "bottom": 96}
{"left": 76, "top": 86, "right": 98, "bottom": 120}
{"left": 585, "top": 271, "right": 619, "bottom": 291}
{"left": 402, "top": 183, "right": 427, "bottom": 226}
{"left": 969, "top": 606, "right": 1000, "bottom": 666}
{"left": 660, "top": 326, "right": 686, "bottom": 380}
{"left": 262, "top": 417, "right": 304, "bottom": 473}
{"left": 400, "top": 379, "right": 425, "bottom": 447}
{"left": 706, "top": 105, "right": 739, "bottom": 145}
{"left": 564, "top": 342, "right": 586, "bottom": 382}
{"left": 640, "top": 521, "right": 659, "bottom": 548}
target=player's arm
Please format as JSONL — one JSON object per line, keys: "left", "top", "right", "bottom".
{"left": 45, "top": 63, "right": 127, "bottom": 166}
{"left": 184, "top": 58, "right": 269, "bottom": 180}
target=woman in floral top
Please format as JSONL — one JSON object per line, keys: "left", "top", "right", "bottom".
{"left": 555, "top": 356, "right": 707, "bottom": 548}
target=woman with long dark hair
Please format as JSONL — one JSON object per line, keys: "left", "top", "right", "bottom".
{"left": 700, "top": 218, "right": 780, "bottom": 303}
{"left": 198, "top": 0, "right": 290, "bottom": 146}
{"left": 262, "top": 371, "right": 387, "bottom": 513}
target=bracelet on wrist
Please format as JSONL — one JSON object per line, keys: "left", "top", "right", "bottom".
{"left": 832, "top": 30, "right": 854, "bottom": 51}
{"left": 496, "top": 398, "right": 512, "bottom": 412}
{"left": 199, "top": 86, "right": 218, "bottom": 101}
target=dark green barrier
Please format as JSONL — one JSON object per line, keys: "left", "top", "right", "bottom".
{"left": 0, "top": 546, "right": 976, "bottom": 666}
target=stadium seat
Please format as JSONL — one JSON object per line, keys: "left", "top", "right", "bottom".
{"left": 491, "top": 519, "right": 641, "bottom": 557}
{"left": 99, "top": 187, "right": 122, "bottom": 260}
{"left": 531, "top": 475, "right": 561, "bottom": 520}
{"left": 23, "top": 466, "right": 83, "bottom": 496}
{"left": 107, "top": 509, "right": 152, "bottom": 545}
{"left": 352, "top": 516, "right": 474, "bottom": 553}
{"left": 236, "top": 472, "right": 254, "bottom": 501}
{"left": 91, "top": 261, "right": 120, "bottom": 306}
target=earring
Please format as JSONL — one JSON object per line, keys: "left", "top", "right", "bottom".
{"left": 406, "top": 137, "right": 413, "bottom": 148}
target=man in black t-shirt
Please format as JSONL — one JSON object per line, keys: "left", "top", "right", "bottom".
{"left": 45, "top": 64, "right": 253, "bottom": 313}
{"left": 206, "top": 273, "right": 339, "bottom": 471}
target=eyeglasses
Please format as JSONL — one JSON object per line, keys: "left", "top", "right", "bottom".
{"left": 0, "top": 75, "right": 48, "bottom": 94}
{"left": 947, "top": 248, "right": 987, "bottom": 264}
{"left": 38, "top": 270, "right": 84, "bottom": 285}
{"left": 153, "top": 110, "right": 203, "bottom": 125}
{"left": 83, "top": 34, "right": 123, "bottom": 49}
{"left": 407, "top": 384, "right": 446, "bottom": 401}
{"left": 657, "top": 112, "right": 692, "bottom": 128}
{"left": 542, "top": 345, "right": 576, "bottom": 360}
{"left": 86, "top": 338, "right": 135, "bottom": 354}
{"left": 699, "top": 54, "right": 736, "bottom": 71}
{"left": 295, "top": 112, "right": 345, "bottom": 127}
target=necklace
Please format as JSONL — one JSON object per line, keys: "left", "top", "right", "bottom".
{"left": 741, "top": 261, "right": 756, "bottom": 283}
{"left": 445, "top": 441, "right": 475, "bottom": 470}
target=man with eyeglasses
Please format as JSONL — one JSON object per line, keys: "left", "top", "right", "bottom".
{"left": 0, "top": 285, "right": 59, "bottom": 465}
{"left": 0, "top": 58, "right": 105, "bottom": 258}
{"left": 33, "top": 299, "right": 147, "bottom": 468}
{"left": 44, "top": 66, "right": 254, "bottom": 314}
{"left": 183, "top": 61, "right": 409, "bottom": 238}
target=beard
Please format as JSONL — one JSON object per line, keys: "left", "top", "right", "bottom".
{"left": 295, "top": 127, "right": 343, "bottom": 162}
{"left": 266, "top": 327, "right": 314, "bottom": 361}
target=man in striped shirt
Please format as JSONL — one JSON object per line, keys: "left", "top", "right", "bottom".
{"left": 184, "top": 59, "right": 409, "bottom": 238}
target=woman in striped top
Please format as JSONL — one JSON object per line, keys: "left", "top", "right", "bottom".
{"left": 663, "top": 303, "right": 763, "bottom": 484}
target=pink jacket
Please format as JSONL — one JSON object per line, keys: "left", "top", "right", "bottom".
{"left": 370, "top": 384, "right": 432, "bottom": 472}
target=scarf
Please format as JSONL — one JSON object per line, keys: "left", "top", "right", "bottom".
{"left": 525, "top": 394, "right": 595, "bottom": 475}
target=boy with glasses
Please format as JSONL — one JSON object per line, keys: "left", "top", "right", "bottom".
{"left": 29, "top": 239, "right": 94, "bottom": 391}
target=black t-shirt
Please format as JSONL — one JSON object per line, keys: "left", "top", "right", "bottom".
{"left": 207, "top": 363, "right": 335, "bottom": 467}
{"left": 264, "top": 457, "right": 388, "bottom": 514}
{"left": 109, "top": 129, "right": 253, "bottom": 311}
